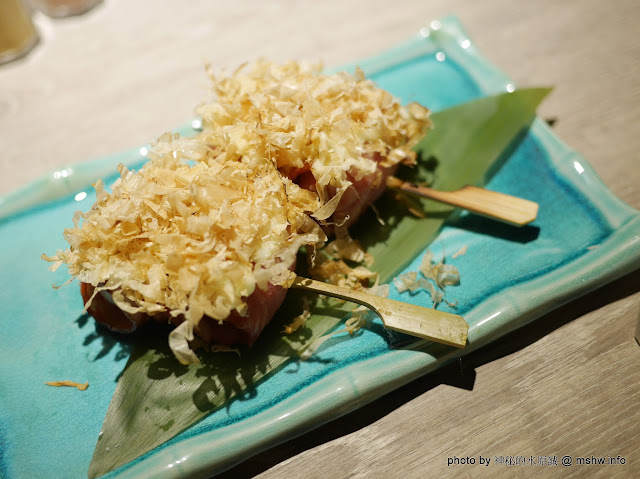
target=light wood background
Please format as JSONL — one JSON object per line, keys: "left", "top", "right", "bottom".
{"left": 1, "top": 1, "right": 638, "bottom": 478}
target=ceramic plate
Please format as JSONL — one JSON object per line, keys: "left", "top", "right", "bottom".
{"left": 1, "top": 16, "right": 639, "bottom": 479}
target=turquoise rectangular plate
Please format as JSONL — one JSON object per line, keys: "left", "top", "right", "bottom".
{"left": 1, "top": 16, "right": 639, "bottom": 479}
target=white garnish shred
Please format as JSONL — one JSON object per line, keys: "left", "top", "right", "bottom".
{"left": 169, "top": 320, "right": 200, "bottom": 366}
{"left": 283, "top": 297, "right": 311, "bottom": 335}
{"left": 452, "top": 245, "right": 468, "bottom": 258}
{"left": 394, "top": 249, "right": 460, "bottom": 308}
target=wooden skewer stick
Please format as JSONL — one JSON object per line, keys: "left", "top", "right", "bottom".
{"left": 291, "top": 276, "right": 468, "bottom": 348}
{"left": 386, "top": 176, "right": 539, "bottom": 226}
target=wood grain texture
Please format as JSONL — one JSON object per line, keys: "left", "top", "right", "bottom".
{"left": 1, "top": 1, "right": 638, "bottom": 478}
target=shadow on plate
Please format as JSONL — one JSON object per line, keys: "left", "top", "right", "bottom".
{"left": 446, "top": 213, "right": 541, "bottom": 243}
{"left": 76, "top": 312, "right": 138, "bottom": 372}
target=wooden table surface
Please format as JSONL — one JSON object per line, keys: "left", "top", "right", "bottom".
{"left": 1, "top": 1, "right": 638, "bottom": 478}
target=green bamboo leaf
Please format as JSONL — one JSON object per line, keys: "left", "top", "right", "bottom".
{"left": 359, "top": 87, "right": 552, "bottom": 281}
{"left": 87, "top": 293, "right": 347, "bottom": 479}
{"left": 89, "top": 87, "right": 550, "bottom": 478}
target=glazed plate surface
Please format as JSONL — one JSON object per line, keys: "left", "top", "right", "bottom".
{"left": 1, "top": 16, "right": 639, "bottom": 479}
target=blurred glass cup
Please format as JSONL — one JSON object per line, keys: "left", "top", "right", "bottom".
{"left": 31, "top": 0, "right": 100, "bottom": 17}
{"left": 0, "top": 0, "right": 38, "bottom": 65}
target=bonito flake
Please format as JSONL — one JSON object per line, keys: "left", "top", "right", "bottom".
{"left": 393, "top": 250, "right": 460, "bottom": 308}
{"left": 45, "top": 134, "right": 323, "bottom": 334}
{"left": 44, "top": 61, "right": 431, "bottom": 363}
{"left": 195, "top": 60, "right": 431, "bottom": 219}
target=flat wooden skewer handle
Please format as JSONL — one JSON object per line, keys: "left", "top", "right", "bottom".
{"left": 291, "top": 277, "right": 468, "bottom": 348}
{"left": 386, "top": 176, "right": 538, "bottom": 226}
